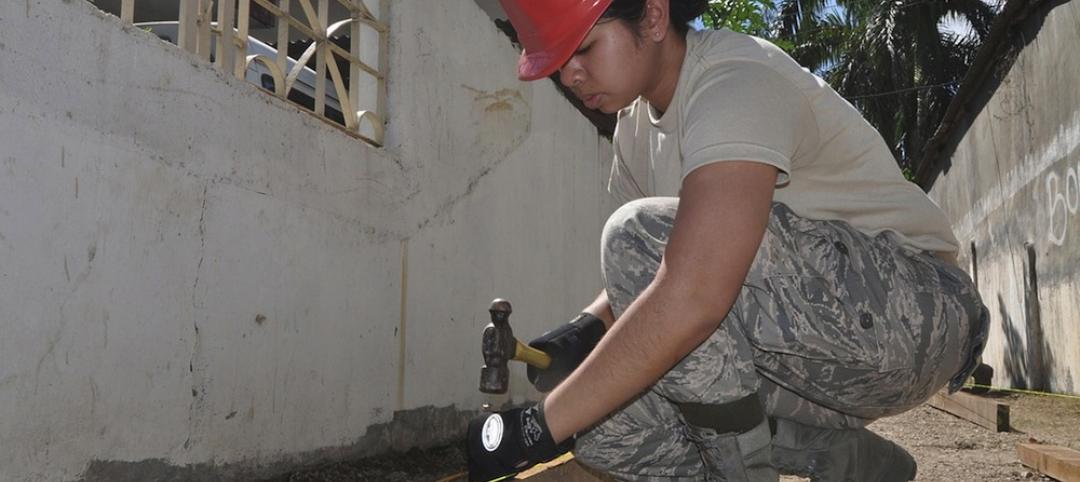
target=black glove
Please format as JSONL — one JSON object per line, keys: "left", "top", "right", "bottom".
{"left": 466, "top": 403, "right": 572, "bottom": 482}
{"left": 526, "top": 313, "right": 607, "bottom": 392}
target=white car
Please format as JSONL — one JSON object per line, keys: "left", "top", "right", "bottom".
{"left": 137, "top": 21, "right": 346, "bottom": 124}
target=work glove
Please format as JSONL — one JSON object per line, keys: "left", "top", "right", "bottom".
{"left": 526, "top": 313, "right": 607, "bottom": 392}
{"left": 466, "top": 403, "right": 573, "bottom": 482}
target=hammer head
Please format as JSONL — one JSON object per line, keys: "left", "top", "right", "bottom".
{"left": 479, "top": 299, "right": 515, "bottom": 394}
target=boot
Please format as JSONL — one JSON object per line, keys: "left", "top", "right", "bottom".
{"left": 771, "top": 418, "right": 916, "bottom": 482}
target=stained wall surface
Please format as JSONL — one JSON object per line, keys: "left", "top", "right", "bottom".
{"left": 927, "top": 1, "right": 1080, "bottom": 396}
{"left": 0, "top": 0, "right": 618, "bottom": 479}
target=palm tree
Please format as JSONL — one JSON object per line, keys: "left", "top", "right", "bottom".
{"left": 703, "top": 0, "right": 780, "bottom": 39}
{"left": 769, "top": 0, "right": 998, "bottom": 173}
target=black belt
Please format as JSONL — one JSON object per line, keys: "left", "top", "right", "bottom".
{"left": 676, "top": 393, "right": 764, "bottom": 435}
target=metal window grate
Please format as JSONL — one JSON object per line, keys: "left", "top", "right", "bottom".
{"left": 120, "top": 0, "right": 388, "bottom": 146}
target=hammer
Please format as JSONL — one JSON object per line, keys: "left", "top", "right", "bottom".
{"left": 479, "top": 299, "right": 552, "bottom": 394}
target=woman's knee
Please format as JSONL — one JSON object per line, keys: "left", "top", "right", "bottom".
{"left": 600, "top": 198, "right": 677, "bottom": 315}
{"left": 601, "top": 198, "right": 677, "bottom": 256}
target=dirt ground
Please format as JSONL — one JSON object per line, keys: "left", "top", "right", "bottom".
{"left": 271, "top": 390, "right": 1080, "bottom": 482}
{"left": 866, "top": 391, "right": 1080, "bottom": 481}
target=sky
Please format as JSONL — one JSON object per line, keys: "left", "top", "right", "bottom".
{"left": 940, "top": 14, "right": 978, "bottom": 40}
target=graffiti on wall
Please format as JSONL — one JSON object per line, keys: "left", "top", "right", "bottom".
{"left": 953, "top": 111, "right": 1080, "bottom": 243}
{"left": 1046, "top": 158, "right": 1080, "bottom": 245}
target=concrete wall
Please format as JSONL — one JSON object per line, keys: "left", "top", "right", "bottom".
{"left": 473, "top": 0, "right": 507, "bottom": 20}
{"left": 0, "top": 0, "right": 617, "bottom": 480}
{"left": 927, "top": 1, "right": 1080, "bottom": 395}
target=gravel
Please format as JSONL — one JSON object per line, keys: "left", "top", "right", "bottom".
{"left": 273, "top": 391, "right": 1080, "bottom": 481}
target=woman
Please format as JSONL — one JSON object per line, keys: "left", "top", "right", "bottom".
{"left": 467, "top": 0, "right": 988, "bottom": 480}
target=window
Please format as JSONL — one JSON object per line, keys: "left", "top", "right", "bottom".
{"left": 117, "top": 0, "right": 388, "bottom": 146}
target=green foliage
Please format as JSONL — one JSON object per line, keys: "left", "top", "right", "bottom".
{"left": 699, "top": 0, "right": 997, "bottom": 173}
{"left": 902, "top": 165, "right": 916, "bottom": 182}
{"left": 702, "top": 0, "right": 795, "bottom": 52}
{"left": 768, "top": 0, "right": 997, "bottom": 172}
{"left": 702, "top": 0, "right": 771, "bottom": 35}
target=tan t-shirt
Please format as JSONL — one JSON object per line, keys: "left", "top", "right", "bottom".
{"left": 607, "top": 28, "right": 959, "bottom": 256}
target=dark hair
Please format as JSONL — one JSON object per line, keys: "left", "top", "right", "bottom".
{"left": 600, "top": 0, "right": 709, "bottom": 36}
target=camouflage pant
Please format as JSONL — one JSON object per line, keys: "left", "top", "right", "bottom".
{"left": 575, "top": 199, "right": 987, "bottom": 481}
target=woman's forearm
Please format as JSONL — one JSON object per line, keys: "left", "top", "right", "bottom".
{"left": 583, "top": 291, "right": 616, "bottom": 330}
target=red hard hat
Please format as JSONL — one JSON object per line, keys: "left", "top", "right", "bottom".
{"left": 499, "top": 0, "right": 614, "bottom": 81}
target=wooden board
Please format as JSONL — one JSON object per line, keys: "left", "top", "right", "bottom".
{"left": 514, "top": 453, "right": 610, "bottom": 481}
{"left": 1017, "top": 443, "right": 1080, "bottom": 482}
{"left": 440, "top": 452, "right": 611, "bottom": 482}
{"left": 927, "top": 390, "right": 1010, "bottom": 432}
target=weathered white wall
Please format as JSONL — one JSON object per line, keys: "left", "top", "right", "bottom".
{"left": 387, "top": 1, "right": 619, "bottom": 413}
{"left": 0, "top": 0, "right": 616, "bottom": 480}
{"left": 927, "top": 1, "right": 1080, "bottom": 396}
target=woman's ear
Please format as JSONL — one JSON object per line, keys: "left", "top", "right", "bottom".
{"left": 642, "top": 0, "right": 671, "bottom": 42}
